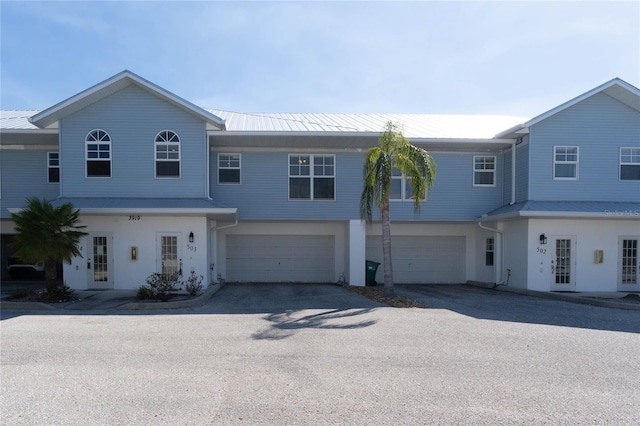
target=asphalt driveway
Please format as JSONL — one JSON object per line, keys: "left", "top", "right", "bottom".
{"left": 2, "top": 283, "right": 639, "bottom": 425}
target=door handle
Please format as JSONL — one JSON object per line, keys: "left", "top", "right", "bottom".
{"left": 87, "top": 258, "right": 91, "bottom": 269}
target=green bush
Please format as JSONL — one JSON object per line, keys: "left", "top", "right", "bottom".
{"left": 138, "top": 272, "right": 181, "bottom": 301}
{"left": 185, "top": 271, "right": 204, "bottom": 296}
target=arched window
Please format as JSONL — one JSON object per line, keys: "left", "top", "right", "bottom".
{"left": 155, "top": 130, "right": 180, "bottom": 178}
{"left": 86, "top": 129, "right": 111, "bottom": 177}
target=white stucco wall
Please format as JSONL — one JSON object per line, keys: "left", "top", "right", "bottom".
{"left": 64, "top": 215, "right": 209, "bottom": 290}
{"left": 526, "top": 218, "right": 640, "bottom": 292}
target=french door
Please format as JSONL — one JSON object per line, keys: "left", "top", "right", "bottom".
{"left": 550, "top": 237, "right": 576, "bottom": 291}
{"left": 618, "top": 238, "right": 639, "bottom": 291}
{"left": 87, "top": 233, "right": 113, "bottom": 289}
{"left": 157, "top": 233, "right": 182, "bottom": 277}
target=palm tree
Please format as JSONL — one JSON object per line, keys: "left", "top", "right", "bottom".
{"left": 10, "top": 197, "right": 87, "bottom": 295}
{"left": 360, "top": 122, "right": 436, "bottom": 298}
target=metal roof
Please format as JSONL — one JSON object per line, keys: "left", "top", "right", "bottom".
{"left": 483, "top": 201, "right": 640, "bottom": 220}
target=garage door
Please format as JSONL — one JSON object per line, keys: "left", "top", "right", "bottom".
{"left": 366, "top": 236, "right": 465, "bottom": 283}
{"left": 226, "top": 235, "right": 335, "bottom": 282}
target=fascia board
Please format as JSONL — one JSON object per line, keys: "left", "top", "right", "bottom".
{"left": 479, "top": 210, "right": 640, "bottom": 221}
{"left": 8, "top": 207, "right": 238, "bottom": 216}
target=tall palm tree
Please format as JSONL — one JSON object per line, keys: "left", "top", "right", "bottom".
{"left": 360, "top": 122, "right": 436, "bottom": 298}
{"left": 10, "top": 198, "right": 87, "bottom": 295}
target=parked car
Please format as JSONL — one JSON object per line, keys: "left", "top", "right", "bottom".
{"left": 7, "top": 256, "right": 45, "bottom": 279}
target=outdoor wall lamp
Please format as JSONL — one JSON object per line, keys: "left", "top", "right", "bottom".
{"left": 189, "top": 232, "right": 194, "bottom": 243}
{"left": 539, "top": 234, "right": 547, "bottom": 245}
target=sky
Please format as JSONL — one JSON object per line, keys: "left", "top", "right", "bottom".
{"left": 1, "top": 1, "right": 638, "bottom": 118}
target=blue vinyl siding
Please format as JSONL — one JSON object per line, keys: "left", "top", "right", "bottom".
{"left": 60, "top": 85, "right": 207, "bottom": 198}
{"left": 211, "top": 150, "right": 503, "bottom": 221}
{"left": 1, "top": 149, "right": 60, "bottom": 219}
{"left": 529, "top": 92, "right": 640, "bottom": 201}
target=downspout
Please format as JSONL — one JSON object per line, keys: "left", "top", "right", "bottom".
{"left": 511, "top": 142, "right": 516, "bottom": 205}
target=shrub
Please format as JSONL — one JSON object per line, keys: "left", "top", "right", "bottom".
{"left": 136, "top": 285, "right": 155, "bottom": 300}
{"left": 139, "top": 272, "right": 181, "bottom": 302}
{"left": 185, "top": 271, "right": 204, "bottom": 296}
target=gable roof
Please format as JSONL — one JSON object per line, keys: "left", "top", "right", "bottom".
{"left": 495, "top": 78, "right": 640, "bottom": 138}
{"left": 28, "top": 70, "right": 226, "bottom": 130}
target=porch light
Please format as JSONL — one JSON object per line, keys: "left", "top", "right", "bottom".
{"left": 189, "top": 232, "right": 194, "bottom": 243}
{"left": 539, "top": 234, "right": 547, "bottom": 245}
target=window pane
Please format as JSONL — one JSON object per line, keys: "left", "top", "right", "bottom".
{"left": 555, "top": 164, "right": 576, "bottom": 178}
{"left": 219, "top": 169, "right": 240, "bottom": 183}
{"left": 290, "top": 177, "right": 310, "bottom": 199}
{"left": 313, "top": 177, "right": 335, "bottom": 199}
{"left": 87, "top": 160, "right": 111, "bottom": 177}
{"left": 390, "top": 179, "right": 402, "bottom": 200}
{"left": 156, "top": 161, "right": 180, "bottom": 177}
{"left": 48, "top": 168, "right": 60, "bottom": 183}
{"left": 621, "top": 165, "right": 640, "bottom": 180}
{"left": 475, "top": 171, "right": 494, "bottom": 185}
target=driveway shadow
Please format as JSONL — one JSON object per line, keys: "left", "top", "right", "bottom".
{"left": 395, "top": 284, "right": 640, "bottom": 334}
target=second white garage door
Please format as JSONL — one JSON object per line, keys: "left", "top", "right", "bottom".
{"left": 366, "top": 236, "right": 465, "bottom": 283}
{"left": 226, "top": 235, "right": 335, "bottom": 282}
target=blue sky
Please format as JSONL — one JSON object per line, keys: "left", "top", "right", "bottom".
{"left": 1, "top": 1, "right": 638, "bottom": 118}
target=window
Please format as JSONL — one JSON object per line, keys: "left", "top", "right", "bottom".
{"left": 554, "top": 146, "right": 578, "bottom": 180}
{"left": 289, "top": 154, "right": 335, "bottom": 200}
{"left": 390, "top": 168, "right": 426, "bottom": 201}
{"left": 47, "top": 152, "right": 59, "bottom": 183}
{"left": 155, "top": 130, "right": 180, "bottom": 178}
{"left": 474, "top": 156, "right": 495, "bottom": 186}
{"left": 86, "top": 130, "right": 111, "bottom": 177}
{"left": 485, "top": 238, "right": 494, "bottom": 266}
{"left": 620, "top": 147, "right": 640, "bottom": 181}
{"left": 218, "top": 153, "right": 241, "bottom": 184}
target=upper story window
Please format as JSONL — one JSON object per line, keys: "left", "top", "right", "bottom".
{"left": 390, "top": 168, "right": 426, "bottom": 201}
{"left": 620, "top": 147, "right": 640, "bottom": 181}
{"left": 47, "top": 152, "right": 59, "bottom": 183}
{"left": 155, "top": 130, "right": 180, "bottom": 178}
{"left": 218, "top": 153, "right": 241, "bottom": 184}
{"left": 553, "top": 146, "right": 578, "bottom": 180}
{"left": 473, "top": 156, "right": 495, "bottom": 186}
{"left": 86, "top": 130, "right": 111, "bottom": 178}
{"left": 289, "top": 154, "right": 335, "bottom": 200}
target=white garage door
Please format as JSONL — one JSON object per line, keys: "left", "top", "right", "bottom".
{"left": 226, "top": 235, "right": 335, "bottom": 282}
{"left": 366, "top": 236, "right": 465, "bottom": 283}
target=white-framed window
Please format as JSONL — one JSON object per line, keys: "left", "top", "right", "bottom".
{"left": 155, "top": 130, "right": 180, "bottom": 178}
{"left": 47, "top": 152, "right": 59, "bottom": 183}
{"left": 86, "top": 129, "right": 111, "bottom": 178}
{"left": 620, "top": 147, "right": 640, "bottom": 181}
{"left": 218, "top": 153, "right": 241, "bottom": 184}
{"left": 390, "top": 168, "right": 426, "bottom": 201}
{"left": 473, "top": 156, "right": 495, "bottom": 186}
{"left": 289, "top": 154, "right": 335, "bottom": 200}
{"left": 553, "top": 146, "right": 578, "bottom": 180}
{"left": 485, "top": 238, "right": 494, "bottom": 266}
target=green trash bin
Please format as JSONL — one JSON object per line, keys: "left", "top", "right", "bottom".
{"left": 365, "top": 260, "right": 380, "bottom": 286}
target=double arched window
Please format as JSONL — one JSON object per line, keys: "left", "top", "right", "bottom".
{"left": 155, "top": 130, "right": 180, "bottom": 178}
{"left": 86, "top": 129, "right": 111, "bottom": 177}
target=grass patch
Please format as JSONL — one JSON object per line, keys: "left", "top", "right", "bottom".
{"left": 345, "top": 285, "right": 425, "bottom": 308}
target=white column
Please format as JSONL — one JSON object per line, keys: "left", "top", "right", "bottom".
{"left": 349, "top": 219, "right": 367, "bottom": 286}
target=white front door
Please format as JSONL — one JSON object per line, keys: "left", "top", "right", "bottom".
{"left": 157, "top": 233, "right": 182, "bottom": 277}
{"left": 87, "top": 233, "right": 113, "bottom": 289}
{"left": 550, "top": 237, "right": 576, "bottom": 291}
{"left": 618, "top": 237, "right": 639, "bottom": 291}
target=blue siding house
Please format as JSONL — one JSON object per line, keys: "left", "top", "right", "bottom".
{"left": 1, "top": 71, "right": 638, "bottom": 292}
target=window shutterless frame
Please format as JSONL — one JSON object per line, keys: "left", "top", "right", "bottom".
{"left": 155, "top": 130, "right": 180, "bottom": 178}
{"left": 473, "top": 156, "right": 496, "bottom": 186}
{"left": 620, "top": 147, "right": 640, "bottom": 181}
{"left": 553, "top": 146, "right": 579, "bottom": 180}
{"left": 218, "top": 153, "right": 241, "bottom": 184}
{"left": 288, "top": 154, "right": 335, "bottom": 200}
{"left": 47, "top": 151, "right": 60, "bottom": 183}
{"left": 390, "top": 167, "right": 426, "bottom": 201}
{"left": 85, "top": 129, "right": 111, "bottom": 178}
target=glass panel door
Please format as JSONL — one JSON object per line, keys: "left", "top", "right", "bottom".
{"left": 161, "top": 235, "right": 179, "bottom": 276}
{"left": 551, "top": 237, "right": 575, "bottom": 291}
{"left": 619, "top": 238, "right": 639, "bottom": 290}
{"left": 88, "top": 233, "right": 113, "bottom": 289}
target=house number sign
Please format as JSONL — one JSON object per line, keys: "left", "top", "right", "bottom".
{"left": 128, "top": 215, "right": 141, "bottom": 221}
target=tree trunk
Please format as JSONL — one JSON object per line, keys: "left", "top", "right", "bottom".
{"left": 381, "top": 204, "right": 394, "bottom": 298}
{"left": 44, "top": 260, "right": 58, "bottom": 295}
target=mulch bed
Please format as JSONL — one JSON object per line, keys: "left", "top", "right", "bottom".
{"left": 344, "top": 285, "right": 425, "bottom": 308}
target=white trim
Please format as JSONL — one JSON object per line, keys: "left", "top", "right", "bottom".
{"left": 619, "top": 146, "right": 640, "bottom": 181}
{"left": 288, "top": 154, "right": 336, "bottom": 201}
{"left": 553, "top": 146, "right": 579, "bottom": 180}
{"left": 473, "top": 155, "right": 496, "bottom": 187}
{"left": 47, "top": 151, "right": 60, "bottom": 184}
{"left": 217, "top": 153, "right": 241, "bottom": 185}
{"left": 85, "top": 129, "right": 112, "bottom": 178}
{"left": 154, "top": 130, "right": 181, "bottom": 179}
